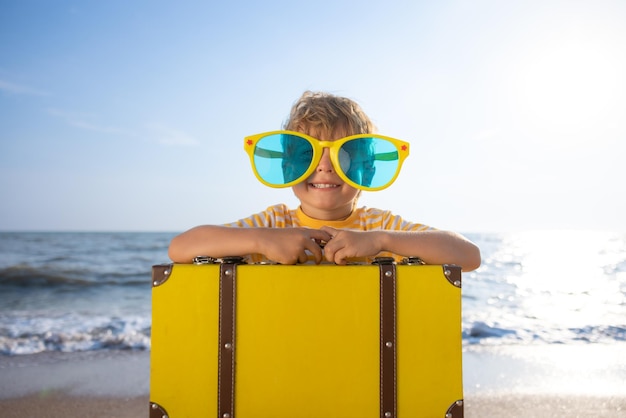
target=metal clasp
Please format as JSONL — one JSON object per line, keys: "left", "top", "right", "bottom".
{"left": 400, "top": 256, "right": 425, "bottom": 265}
{"left": 192, "top": 256, "right": 218, "bottom": 265}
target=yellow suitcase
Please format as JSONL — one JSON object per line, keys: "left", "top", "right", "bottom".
{"left": 150, "top": 258, "right": 463, "bottom": 418}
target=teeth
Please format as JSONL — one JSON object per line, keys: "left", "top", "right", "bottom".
{"left": 311, "top": 183, "right": 338, "bottom": 189}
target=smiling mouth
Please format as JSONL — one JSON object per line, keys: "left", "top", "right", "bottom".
{"left": 309, "top": 183, "right": 340, "bottom": 189}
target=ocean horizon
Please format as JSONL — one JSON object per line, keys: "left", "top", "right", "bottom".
{"left": 1, "top": 230, "right": 625, "bottom": 356}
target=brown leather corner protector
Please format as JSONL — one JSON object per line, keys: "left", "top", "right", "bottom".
{"left": 442, "top": 264, "right": 462, "bottom": 288}
{"left": 149, "top": 401, "right": 169, "bottom": 418}
{"left": 152, "top": 264, "right": 174, "bottom": 287}
{"left": 445, "top": 399, "right": 464, "bottom": 418}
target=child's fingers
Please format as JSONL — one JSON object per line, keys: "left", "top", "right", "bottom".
{"left": 326, "top": 247, "right": 347, "bottom": 265}
{"left": 310, "top": 228, "right": 333, "bottom": 242}
{"left": 323, "top": 242, "right": 343, "bottom": 265}
{"left": 303, "top": 239, "right": 324, "bottom": 264}
{"left": 319, "top": 226, "right": 337, "bottom": 238}
{"left": 308, "top": 228, "right": 333, "bottom": 250}
{"left": 298, "top": 250, "right": 310, "bottom": 264}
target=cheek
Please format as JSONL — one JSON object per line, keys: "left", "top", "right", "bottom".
{"left": 291, "top": 182, "right": 308, "bottom": 198}
{"left": 344, "top": 187, "right": 361, "bottom": 201}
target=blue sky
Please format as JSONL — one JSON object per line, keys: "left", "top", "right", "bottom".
{"left": 1, "top": 0, "right": 625, "bottom": 233}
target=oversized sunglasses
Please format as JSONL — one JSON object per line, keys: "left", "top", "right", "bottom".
{"left": 244, "top": 130, "right": 410, "bottom": 191}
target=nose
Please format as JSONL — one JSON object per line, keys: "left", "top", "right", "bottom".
{"left": 317, "top": 148, "right": 334, "bottom": 172}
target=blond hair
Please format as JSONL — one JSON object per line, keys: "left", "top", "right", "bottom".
{"left": 283, "top": 91, "right": 376, "bottom": 138}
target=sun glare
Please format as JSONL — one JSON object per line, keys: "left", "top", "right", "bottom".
{"left": 512, "top": 27, "right": 624, "bottom": 140}
{"left": 510, "top": 230, "right": 624, "bottom": 330}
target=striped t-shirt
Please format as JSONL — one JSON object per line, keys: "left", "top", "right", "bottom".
{"left": 224, "top": 204, "right": 431, "bottom": 264}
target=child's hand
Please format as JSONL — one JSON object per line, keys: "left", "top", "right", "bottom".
{"left": 260, "top": 228, "right": 332, "bottom": 264}
{"left": 320, "top": 226, "right": 382, "bottom": 265}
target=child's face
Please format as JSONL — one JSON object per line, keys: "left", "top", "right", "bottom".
{"left": 291, "top": 129, "right": 360, "bottom": 221}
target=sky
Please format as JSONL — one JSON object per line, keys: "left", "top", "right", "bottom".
{"left": 1, "top": 0, "right": 625, "bottom": 233}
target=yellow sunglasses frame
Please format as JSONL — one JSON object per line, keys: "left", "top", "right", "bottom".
{"left": 244, "top": 130, "right": 410, "bottom": 191}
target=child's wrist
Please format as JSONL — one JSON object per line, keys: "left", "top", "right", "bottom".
{"left": 249, "top": 228, "right": 268, "bottom": 254}
{"left": 372, "top": 230, "right": 388, "bottom": 253}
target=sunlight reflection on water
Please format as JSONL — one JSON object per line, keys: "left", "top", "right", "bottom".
{"left": 464, "top": 230, "right": 626, "bottom": 345}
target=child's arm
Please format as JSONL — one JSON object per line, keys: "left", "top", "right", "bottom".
{"left": 168, "top": 225, "right": 332, "bottom": 264}
{"left": 321, "top": 227, "right": 481, "bottom": 271}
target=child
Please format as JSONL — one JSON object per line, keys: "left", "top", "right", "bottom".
{"left": 169, "top": 91, "right": 481, "bottom": 271}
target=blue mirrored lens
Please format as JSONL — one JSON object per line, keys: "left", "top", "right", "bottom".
{"left": 253, "top": 134, "right": 313, "bottom": 185}
{"left": 340, "top": 137, "right": 399, "bottom": 188}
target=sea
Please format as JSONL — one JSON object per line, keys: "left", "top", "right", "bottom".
{"left": 1, "top": 231, "right": 625, "bottom": 356}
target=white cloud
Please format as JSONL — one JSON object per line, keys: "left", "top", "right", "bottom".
{"left": 47, "top": 108, "right": 137, "bottom": 137}
{"left": 147, "top": 124, "right": 201, "bottom": 146}
{"left": 46, "top": 109, "right": 201, "bottom": 146}
{"left": 0, "top": 79, "right": 49, "bottom": 96}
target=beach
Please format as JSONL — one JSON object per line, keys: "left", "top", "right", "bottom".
{"left": 1, "top": 231, "right": 625, "bottom": 416}
{"left": 2, "top": 393, "right": 624, "bottom": 418}
{"left": 0, "top": 350, "right": 148, "bottom": 418}
{"left": 1, "top": 344, "right": 625, "bottom": 417}
{"left": 462, "top": 344, "right": 626, "bottom": 417}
